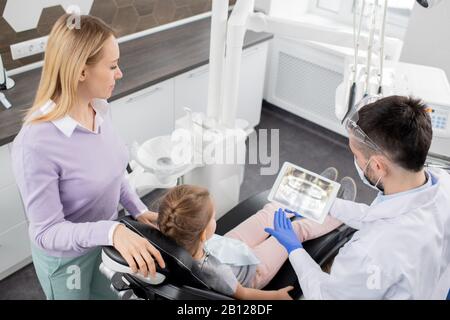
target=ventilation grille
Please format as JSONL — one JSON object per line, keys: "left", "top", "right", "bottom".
{"left": 275, "top": 51, "right": 343, "bottom": 122}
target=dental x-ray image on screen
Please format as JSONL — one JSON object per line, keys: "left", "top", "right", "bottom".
{"left": 268, "top": 162, "right": 341, "bottom": 224}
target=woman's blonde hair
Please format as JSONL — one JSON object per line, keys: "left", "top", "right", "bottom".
{"left": 26, "top": 14, "right": 115, "bottom": 123}
{"left": 158, "top": 185, "right": 214, "bottom": 255}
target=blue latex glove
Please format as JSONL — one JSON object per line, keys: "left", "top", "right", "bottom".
{"left": 265, "top": 208, "right": 303, "bottom": 254}
{"left": 284, "top": 208, "right": 304, "bottom": 220}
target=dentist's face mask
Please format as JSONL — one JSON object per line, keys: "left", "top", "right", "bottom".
{"left": 354, "top": 157, "right": 384, "bottom": 192}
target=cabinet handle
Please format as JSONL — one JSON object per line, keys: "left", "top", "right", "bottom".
{"left": 188, "top": 68, "right": 208, "bottom": 79}
{"left": 126, "top": 87, "right": 162, "bottom": 103}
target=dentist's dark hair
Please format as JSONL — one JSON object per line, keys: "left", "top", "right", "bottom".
{"left": 356, "top": 95, "right": 433, "bottom": 172}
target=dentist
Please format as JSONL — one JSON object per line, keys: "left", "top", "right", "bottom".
{"left": 266, "top": 95, "right": 450, "bottom": 299}
{"left": 11, "top": 14, "right": 165, "bottom": 299}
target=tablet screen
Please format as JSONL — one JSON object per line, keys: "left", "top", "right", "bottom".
{"left": 268, "top": 162, "right": 341, "bottom": 224}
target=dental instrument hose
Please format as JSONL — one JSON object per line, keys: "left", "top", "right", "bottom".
{"left": 341, "top": 0, "right": 366, "bottom": 124}
{"left": 378, "top": 0, "right": 388, "bottom": 94}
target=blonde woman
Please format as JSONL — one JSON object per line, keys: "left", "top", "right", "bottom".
{"left": 11, "top": 14, "right": 165, "bottom": 299}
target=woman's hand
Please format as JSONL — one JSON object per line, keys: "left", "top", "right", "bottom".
{"left": 112, "top": 224, "right": 165, "bottom": 278}
{"left": 136, "top": 211, "right": 159, "bottom": 229}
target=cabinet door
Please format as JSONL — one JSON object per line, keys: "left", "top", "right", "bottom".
{"left": 173, "top": 64, "right": 209, "bottom": 120}
{"left": 0, "top": 184, "right": 27, "bottom": 235}
{"left": 174, "top": 42, "right": 269, "bottom": 127}
{"left": 0, "top": 144, "right": 15, "bottom": 189}
{"left": 110, "top": 79, "right": 174, "bottom": 146}
{"left": 237, "top": 42, "right": 269, "bottom": 128}
{"left": 0, "top": 222, "right": 31, "bottom": 280}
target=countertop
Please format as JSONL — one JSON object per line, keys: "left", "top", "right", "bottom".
{"left": 0, "top": 16, "right": 272, "bottom": 147}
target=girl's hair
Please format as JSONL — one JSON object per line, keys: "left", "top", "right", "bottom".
{"left": 25, "top": 14, "right": 115, "bottom": 124}
{"left": 158, "top": 185, "right": 214, "bottom": 255}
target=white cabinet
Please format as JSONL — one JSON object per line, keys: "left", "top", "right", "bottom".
{"left": 174, "top": 42, "right": 269, "bottom": 128}
{"left": 110, "top": 79, "right": 174, "bottom": 146}
{"left": 0, "top": 144, "right": 15, "bottom": 188}
{"left": 237, "top": 41, "right": 269, "bottom": 127}
{"left": 0, "top": 144, "right": 30, "bottom": 281}
{"left": 174, "top": 64, "right": 210, "bottom": 119}
{"left": 0, "top": 222, "right": 32, "bottom": 281}
{"left": 0, "top": 184, "right": 27, "bottom": 235}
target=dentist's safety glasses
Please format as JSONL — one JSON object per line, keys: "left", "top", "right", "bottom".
{"left": 343, "top": 95, "right": 386, "bottom": 154}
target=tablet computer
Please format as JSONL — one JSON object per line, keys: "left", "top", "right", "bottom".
{"left": 268, "top": 162, "right": 341, "bottom": 224}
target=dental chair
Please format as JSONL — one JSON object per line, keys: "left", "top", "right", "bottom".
{"left": 100, "top": 189, "right": 356, "bottom": 300}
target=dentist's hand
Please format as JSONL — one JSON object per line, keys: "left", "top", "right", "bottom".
{"left": 265, "top": 208, "right": 303, "bottom": 254}
{"left": 136, "top": 210, "right": 159, "bottom": 229}
{"left": 112, "top": 224, "right": 165, "bottom": 278}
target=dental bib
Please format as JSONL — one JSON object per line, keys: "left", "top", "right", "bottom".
{"left": 205, "top": 235, "right": 260, "bottom": 266}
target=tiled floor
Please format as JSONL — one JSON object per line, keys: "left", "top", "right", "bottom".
{"left": 0, "top": 101, "right": 377, "bottom": 300}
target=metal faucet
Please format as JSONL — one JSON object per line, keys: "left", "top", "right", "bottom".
{"left": 0, "top": 53, "right": 15, "bottom": 91}
{"left": 0, "top": 53, "right": 14, "bottom": 109}
{"left": 0, "top": 93, "right": 11, "bottom": 109}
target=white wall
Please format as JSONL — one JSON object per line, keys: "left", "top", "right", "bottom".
{"left": 254, "top": 0, "right": 272, "bottom": 13}
{"left": 268, "top": 0, "right": 311, "bottom": 19}
{"left": 401, "top": 1, "right": 450, "bottom": 79}
{"left": 3, "top": 0, "right": 93, "bottom": 32}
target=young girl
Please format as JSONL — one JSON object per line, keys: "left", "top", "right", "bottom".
{"left": 157, "top": 184, "right": 343, "bottom": 300}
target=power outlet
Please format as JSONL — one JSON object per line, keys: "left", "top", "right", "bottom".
{"left": 10, "top": 36, "right": 48, "bottom": 60}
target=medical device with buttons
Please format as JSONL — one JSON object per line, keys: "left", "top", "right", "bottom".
{"left": 431, "top": 109, "right": 448, "bottom": 133}
{"left": 395, "top": 62, "right": 450, "bottom": 159}
{"left": 334, "top": 0, "right": 450, "bottom": 163}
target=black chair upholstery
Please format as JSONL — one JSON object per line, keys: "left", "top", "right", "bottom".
{"left": 106, "top": 217, "right": 208, "bottom": 289}
{"left": 103, "top": 189, "right": 356, "bottom": 300}
{"left": 103, "top": 216, "right": 233, "bottom": 300}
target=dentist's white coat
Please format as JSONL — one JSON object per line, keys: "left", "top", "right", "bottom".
{"left": 290, "top": 168, "right": 450, "bottom": 299}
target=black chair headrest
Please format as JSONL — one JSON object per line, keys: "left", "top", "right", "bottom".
{"left": 103, "top": 216, "right": 210, "bottom": 289}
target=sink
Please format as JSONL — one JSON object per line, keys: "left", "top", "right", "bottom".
{"left": 132, "top": 135, "right": 193, "bottom": 184}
